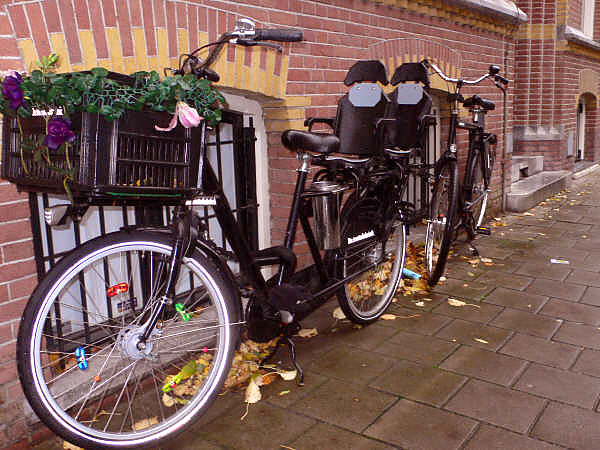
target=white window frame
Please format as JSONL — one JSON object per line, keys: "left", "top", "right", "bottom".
{"left": 582, "top": 0, "right": 595, "bottom": 38}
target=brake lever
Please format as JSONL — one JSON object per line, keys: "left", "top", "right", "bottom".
{"left": 235, "top": 39, "right": 283, "bottom": 52}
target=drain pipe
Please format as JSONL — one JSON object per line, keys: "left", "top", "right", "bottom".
{"left": 500, "top": 40, "right": 509, "bottom": 212}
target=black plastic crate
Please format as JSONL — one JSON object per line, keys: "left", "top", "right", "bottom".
{"left": 1, "top": 108, "right": 203, "bottom": 203}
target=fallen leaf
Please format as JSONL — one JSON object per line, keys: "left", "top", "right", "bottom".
{"left": 332, "top": 307, "right": 346, "bottom": 320}
{"left": 439, "top": 276, "right": 447, "bottom": 282}
{"left": 474, "top": 338, "right": 489, "bottom": 344}
{"left": 245, "top": 377, "right": 262, "bottom": 404}
{"left": 278, "top": 369, "right": 297, "bottom": 381}
{"left": 296, "top": 328, "right": 318, "bottom": 338}
{"left": 380, "top": 314, "right": 397, "bottom": 320}
{"left": 63, "top": 442, "right": 84, "bottom": 450}
{"left": 279, "top": 390, "right": 291, "bottom": 396}
{"left": 415, "top": 301, "right": 425, "bottom": 307}
{"left": 447, "top": 298, "right": 481, "bottom": 308}
{"left": 132, "top": 417, "right": 158, "bottom": 431}
{"left": 468, "top": 272, "right": 475, "bottom": 277}
{"left": 523, "top": 212, "right": 534, "bottom": 216}
{"left": 162, "top": 393, "right": 176, "bottom": 408}
{"left": 480, "top": 258, "right": 493, "bottom": 263}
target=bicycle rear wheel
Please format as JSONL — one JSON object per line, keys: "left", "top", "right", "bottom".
{"left": 426, "top": 158, "right": 458, "bottom": 286}
{"left": 465, "top": 151, "right": 488, "bottom": 228}
{"left": 17, "top": 230, "right": 240, "bottom": 449}
{"left": 335, "top": 197, "right": 406, "bottom": 324}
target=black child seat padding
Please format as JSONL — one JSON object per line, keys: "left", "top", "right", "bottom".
{"left": 344, "top": 60, "right": 389, "bottom": 86}
{"left": 384, "top": 62, "right": 433, "bottom": 150}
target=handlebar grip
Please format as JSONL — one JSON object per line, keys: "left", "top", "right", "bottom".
{"left": 254, "top": 29, "right": 303, "bottom": 42}
{"left": 495, "top": 74, "right": 509, "bottom": 86}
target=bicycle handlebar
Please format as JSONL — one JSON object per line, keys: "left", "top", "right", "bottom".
{"left": 423, "top": 59, "right": 509, "bottom": 88}
{"left": 253, "top": 29, "right": 303, "bottom": 42}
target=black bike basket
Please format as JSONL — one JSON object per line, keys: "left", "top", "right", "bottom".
{"left": 1, "top": 73, "right": 203, "bottom": 204}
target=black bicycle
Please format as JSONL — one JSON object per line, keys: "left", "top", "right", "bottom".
{"left": 15, "top": 21, "right": 412, "bottom": 449}
{"left": 421, "top": 60, "right": 507, "bottom": 284}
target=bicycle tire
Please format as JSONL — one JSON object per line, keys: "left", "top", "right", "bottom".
{"left": 17, "top": 230, "right": 240, "bottom": 449}
{"left": 426, "top": 158, "right": 458, "bottom": 286}
{"left": 465, "top": 150, "right": 488, "bottom": 228}
{"left": 335, "top": 195, "right": 406, "bottom": 324}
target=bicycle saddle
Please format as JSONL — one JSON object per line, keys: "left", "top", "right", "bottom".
{"left": 281, "top": 130, "right": 340, "bottom": 154}
{"left": 463, "top": 94, "right": 495, "bottom": 111}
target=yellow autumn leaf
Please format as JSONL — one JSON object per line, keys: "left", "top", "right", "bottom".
{"left": 480, "top": 257, "right": 493, "bottom": 263}
{"left": 474, "top": 338, "right": 489, "bottom": 344}
{"left": 132, "top": 417, "right": 158, "bottom": 431}
{"left": 245, "top": 377, "right": 262, "bottom": 404}
{"left": 278, "top": 369, "right": 297, "bottom": 381}
{"left": 279, "top": 390, "right": 291, "bottom": 396}
{"left": 63, "top": 442, "right": 84, "bottom": 450}
{"left": 380, "top": 314, "right": 397, "bottom": 320}
{"left": 332, "top": 307, "right": 346, "bottom": 320}
{"left": 296, "top": 328, "right": 318, "bottom": 338}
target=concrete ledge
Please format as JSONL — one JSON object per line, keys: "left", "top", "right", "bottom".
{"left": 506, "top": 171, "right": 570, "bottom": 212}
{"left": 572, "top": 163, "right": 600, "bottom": 180}
{"left": 445, "top": 0, "right": 527, "bottom": 24}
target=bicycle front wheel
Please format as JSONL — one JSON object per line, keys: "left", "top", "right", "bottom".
{"left": 465, "top": 151, "right": 488, "bottom": 228}
{"left": 17, "top": 231, "right": 240, "bottom": 449}
{"left": 426, "top": 158, "right": 458, "bottom": 286}
{"left": 335, "top": 198, "right": 406, "bottom": 324}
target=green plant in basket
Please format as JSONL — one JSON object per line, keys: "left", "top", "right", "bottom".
{"left": 1, "top": 54, "right": 224, "bottom": 201}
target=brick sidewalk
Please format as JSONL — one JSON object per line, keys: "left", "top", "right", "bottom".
{"left": 34, "top": 172, "right": 600, "bottom": 450}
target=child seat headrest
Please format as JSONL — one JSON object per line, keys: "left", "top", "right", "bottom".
{"left": 394, "top": 84, "right": 424, "bottom": 105}
{"left": 344, "top": 60, "right": 389, "bottom": 86}
{"left": 391, "top": 62, "right": 430, "bottom": 87}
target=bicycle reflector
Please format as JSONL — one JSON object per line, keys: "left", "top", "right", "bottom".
{"left": 107, "top": 282, "right": 129, "bottom": 297}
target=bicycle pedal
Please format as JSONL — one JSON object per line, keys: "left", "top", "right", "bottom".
{"left": 475, "top": 226, "right": 491, "bottom": 236}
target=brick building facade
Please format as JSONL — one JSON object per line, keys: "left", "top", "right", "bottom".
{"left": 0, "top": 0, "right": 593, "bottom": 446}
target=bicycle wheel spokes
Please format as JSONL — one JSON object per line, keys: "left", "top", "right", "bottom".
{"left": 24, "top": 235, "right": 238, "bottom": 446}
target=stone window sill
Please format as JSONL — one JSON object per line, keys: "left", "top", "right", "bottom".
{"left": 562, "top": 25, "right": 600, "bottom": 52}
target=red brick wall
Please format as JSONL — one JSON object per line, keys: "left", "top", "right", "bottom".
{"left": 0, "top": 0, "right": 518, "bottom": 446}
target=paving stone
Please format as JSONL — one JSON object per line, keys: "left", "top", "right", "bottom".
{"left": 381, "top": 307, "right": 452, "bottom": 335}
{"left": 262, "top": 371, "right": 328, "bottom": 408}
{"left": 375, "top": 330, "right": 459, "bottom": 365}
{"left": 463, "top": 424, "right": 562, "bottom": 450}
{"left": 364, "top": 398, "right": 477, "bottom": 450}
{"left": 201, "top": 401, "right": 316, "bottom": 449}
{"left": 445, "top": 379, "right": 545, "bottom": 433}
{"left": 289, "top": 422, "right": 390, "bottom": 450}
{"left": 292, "top": 378, "right": 396, "bottom": 432}
{"left": 440, "top": 346, "right": 527, "bottom": 386}
{"left": 532, "top": 402, "right": 600, "bottom": 449}
{"left": 553, "top": 321, "right": 600, "bottom": 350}
{"left": 540, "top": 298, "right": 600, "bottom": 325}
{"left": 580, "top": 286, "right": 600, "bottom": 306}
{"left": 435, "top": 319, "right": 512, "bottom": 351}
{"left": 433, "top": 299, "right": 503, "bottom": 324}
{"left": 445, "top": 263, "right": 488, "bottom": 281}
{"left": 161, "top": 433, "right": 222, "bottom": 450}
{"left": 550, "top": 221, "right": 592, "bottom": 232}
{"left": 392, "top": 292, "right": 447, "bottom": 312}
{"left": 306, "top": 344, "right": 395, "bottom": 385}
{"left": 483, "top": 287, "right": 548, "bottom": 312}
{"left": 329, "top": 322, "right": 399, "bottom": 351}
{"left": 432, "top": 277, "right": 494, "bottom": 301}
{"left": 463, "top": 245, "right": 515, "bottom": 260}
{"left": 473, "top": 271, "right": 533, "bottom": 291}
{"left": 490, "top": 308, "right": 562, "bottom": 339}
{"left": 526, "top": 279, "right": 586, "bottom": 302}
{"left": 500, "top": 333, "right": 579, "bottom": 369}
{"left": 514, "top": 363, "right": 600, "bottom": 409}
{"left": 567, "top": 269, "right": 600, "bottom": 288}
{"left": 515, "top": 262, "right": 572, "bottom": 281}
{"left": 572, "top": 349, "right": 600, "bottom": 378}
{"left": 370, "top": 359, "right": 466, "bottom": 406}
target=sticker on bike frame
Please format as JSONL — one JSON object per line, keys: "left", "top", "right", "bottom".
{"left": 75, "top": 346, "right": 88, "bottom": 370}
{"left": 107, "top": 282, "right": 129, "bottom": 297}
{"left": 347, "top": 230, "right": 375, "bottom": 245}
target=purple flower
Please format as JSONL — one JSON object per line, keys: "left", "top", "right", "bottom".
{"left": 44, "top": 117, "right": 77, "bottom": 150}
{"left": 2, "top": 72, "right": 25, "bottom": 110}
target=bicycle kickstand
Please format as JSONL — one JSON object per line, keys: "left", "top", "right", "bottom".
{"left": 259, "top": 323, "right": 305, "bottom": 386}
{"left": 283, "top": 335, "right": 304, "bottom": 386}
